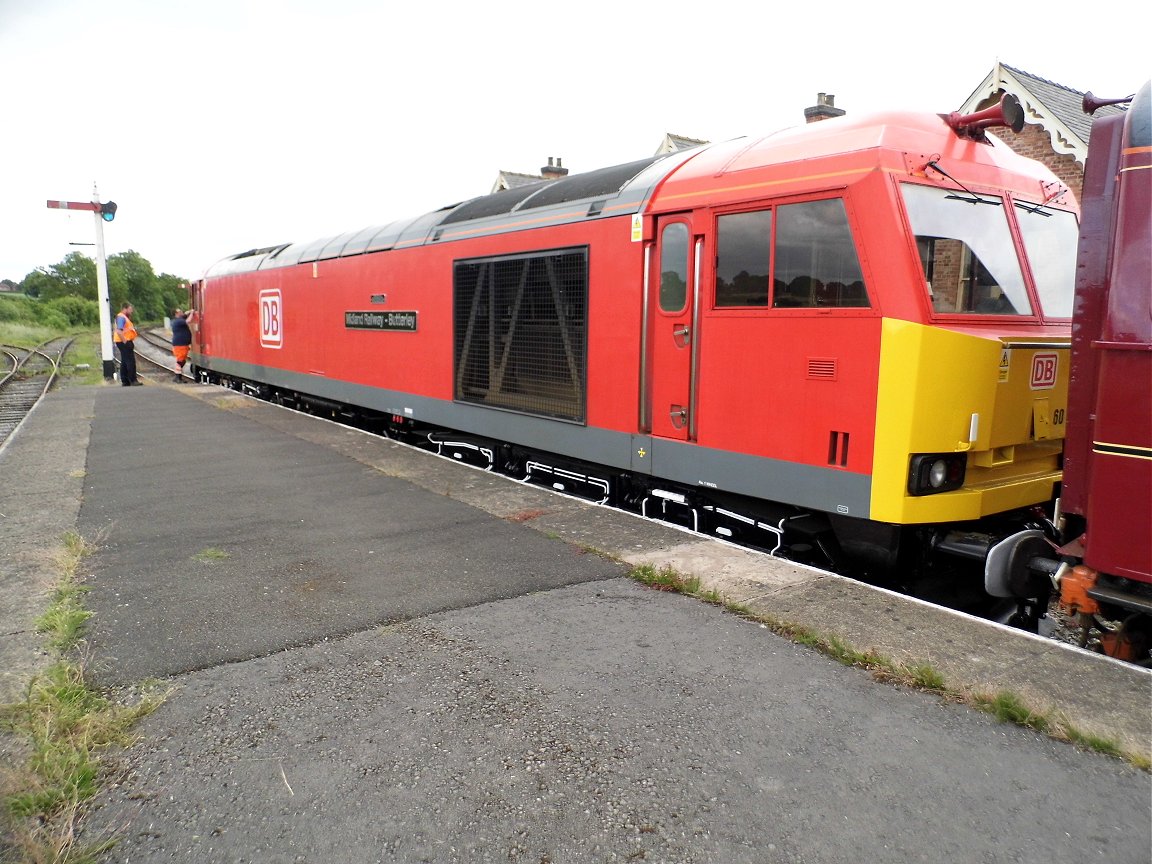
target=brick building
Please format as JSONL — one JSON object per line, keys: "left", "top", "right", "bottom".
{"left": 958, "top": 62, "right": 1128, "bottom": 205}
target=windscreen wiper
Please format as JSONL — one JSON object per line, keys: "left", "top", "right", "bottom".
{"left": 1014, "top": 200, "right": 1053, "bottom": 217}
{"left": 927, "top": 160, "right": 1001, "bottom": 206}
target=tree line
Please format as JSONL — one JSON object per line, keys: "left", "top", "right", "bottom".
{"left": 4, "top": 250, "right": 190, "bottom": 328}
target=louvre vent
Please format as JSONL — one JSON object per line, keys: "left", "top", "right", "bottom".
{"left": 828, "top": 431, "right": 850, "bottom": 467}
{"left": 808, "top": 358, "right": 837, "bottom": 380}
{"left": 453, "top": 247, "right": 588, "bottom": 423}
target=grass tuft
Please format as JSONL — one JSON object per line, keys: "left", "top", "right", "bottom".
{"left": 905, "top": 662, "right": 947, "bottom": 692}
{"left": 1063, "top": 726, "right": 1125, "bottom": 759}
{"left": 631, "top": 564, "right": 701, "bottom": 595}
{"left": 35, "top": 584, "right": 92, "bottom": 654}
{"left": 974, "top": 691, "right": 1051, "bottom": 733}
{"left": 1, "top": 531, "right": 169, "bottom": 863}
{"left": 192, "top": 547, "right": 230, "bottom": 562}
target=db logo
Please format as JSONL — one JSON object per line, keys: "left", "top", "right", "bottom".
{"left": 259, "top": 289, "right": 283, "bottom": 348}
{"left": 1030, "top": 352, "right": 1058, "bottom": 389}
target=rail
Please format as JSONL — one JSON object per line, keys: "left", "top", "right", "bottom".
{"left": 0, "top": 337, "right": 73, "bottom": 452}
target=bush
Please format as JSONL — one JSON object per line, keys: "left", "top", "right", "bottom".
{"left": 35, "top": 308, "right": 70, "bottom": 331}
{"left": 0, "top": 294, "right": 39, "bottom": 323}
{"left": 44, "top": 296, "right": 100, "bottom": 327}
{"left": 0, "top": 294, "right": 99, "bottom": 343}
{"left": 0, "top": 294, "right": 100, "bottom": 331}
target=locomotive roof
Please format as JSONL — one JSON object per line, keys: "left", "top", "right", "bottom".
{"left": 204, "top": 108, "right": 1058, "bottom": 279}
{"left": 646, "top": 107, "right": 1067, "bottom": 213}
{"left": 204, "top": 149, "right": 702, "bottom": 278}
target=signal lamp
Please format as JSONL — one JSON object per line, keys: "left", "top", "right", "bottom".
{"left": 100, "top": 201, "right": 118, "bottom": 222}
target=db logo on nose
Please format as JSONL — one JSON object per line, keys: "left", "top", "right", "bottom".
{"left": 1030, "top": 353, "right": 1058, "bottom": 389}
{"left": 260, "top": 289, "right": 283, "bottom": 348}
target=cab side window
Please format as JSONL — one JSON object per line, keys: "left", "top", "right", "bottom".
{"left": 714, "top": 199, "right": 869, "bottom": 309}
{"left": 716, "top": 210, "right": 772, "bottom": 306}
{"left": 773, "top": 199, "right": 868, "bottom": 308}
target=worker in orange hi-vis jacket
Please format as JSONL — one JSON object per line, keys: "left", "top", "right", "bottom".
{"left": 114, "top": 302, "right": 140, "bottom": 386}
{"left": 170, "top": 308, "right": 192, "bottom": 382}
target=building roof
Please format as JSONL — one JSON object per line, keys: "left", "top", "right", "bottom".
{"left": 491, "top": 170, "right": 547, "bottom": 194}
{"left": 655, "top": 133, "right": 709, "bottom": 155}
{"left": 959, "top": 62, "right": 1128, "bottom": 166}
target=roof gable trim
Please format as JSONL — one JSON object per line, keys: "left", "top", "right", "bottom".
{"left": 960, "top": 63, "right": 1087, "bottom": 166}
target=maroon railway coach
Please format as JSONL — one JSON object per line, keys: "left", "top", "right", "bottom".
{"left": 1047, "top": 81, "right": 1152, "bottom": 663}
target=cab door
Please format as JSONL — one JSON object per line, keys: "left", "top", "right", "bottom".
{"left": 647, "top": 217, "right": 698, "bottom": 440}
{"left": 190, "top": 279, "right": 205, "bottom": 355}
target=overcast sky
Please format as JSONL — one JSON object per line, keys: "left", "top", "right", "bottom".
{"left": 1, "top": 0, "right": 1145, "bottom": 284}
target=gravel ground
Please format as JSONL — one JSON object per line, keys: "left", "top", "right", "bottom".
{"left": 82, "top": 580, "right": 1152, "bottom": 864}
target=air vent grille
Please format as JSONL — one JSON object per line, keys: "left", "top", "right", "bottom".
{"left": 808, "top": 358, "right": 837, "bottom": 380}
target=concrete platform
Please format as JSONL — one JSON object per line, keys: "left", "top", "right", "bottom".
{"left": 167, "top": 382, "right": 1152, "bottom": 758}
{"left": 1, "top": 378, "right": 1149, "bottom": 863}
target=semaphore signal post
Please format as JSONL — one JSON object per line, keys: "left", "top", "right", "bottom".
{"left": 46, "top": 187, "right": 119, "bottom": 380}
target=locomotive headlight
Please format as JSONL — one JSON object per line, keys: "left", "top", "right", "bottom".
{"left": 928, "top": 459, "right": 948, "bottom": 488}
{"left": 908, "top": 454, "right": 967, "bottom": 496}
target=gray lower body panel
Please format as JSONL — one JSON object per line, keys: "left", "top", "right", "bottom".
{"left": 196, "top": 355, "right": 872, "bottom": 519}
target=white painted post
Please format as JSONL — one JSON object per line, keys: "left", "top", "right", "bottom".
{"left": 91, "top": 184, "right": 115, "bottom": 380}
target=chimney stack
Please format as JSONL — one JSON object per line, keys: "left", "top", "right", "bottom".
{"left": 804, "top": 93, "right": 846, "bottom": 123}
{"left": 541, "top": 156, "right": 569, "bottom": 180}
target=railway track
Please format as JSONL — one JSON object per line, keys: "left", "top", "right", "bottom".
{"left": 120, "top": 328, "right": 190, "bottom": 382}
{"left": 138, "top": 328, "right": 172, "bottom": 354}
{"left": 0, "top": 337, "right": 74, "bottom": 451}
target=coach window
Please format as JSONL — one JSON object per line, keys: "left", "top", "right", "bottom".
{"left": 716, "top": 209, "right": 772, "bottom": 306}
{"left": 659, "top": 222, "right": 690, "bottom": 312}
{"left": 773, "top": 199, "right": 869, "bottom": 308}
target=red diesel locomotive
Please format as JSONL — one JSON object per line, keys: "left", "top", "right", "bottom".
{"left": 190, "top": 97, "right": 1081, "bottom": 625}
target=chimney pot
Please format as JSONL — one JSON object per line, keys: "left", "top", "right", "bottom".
{"left": 805, "top": 92, "right": 845, "bottom": 123}
{"left": 540, "top": 156, "right": 569, "bottom": 179}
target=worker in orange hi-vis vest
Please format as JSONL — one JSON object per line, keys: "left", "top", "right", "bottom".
{"left": 170, "top": 308, "right": 192, "bottom": 382}
{"left": 114, "top": 302, "right": 141, "bottom": 386}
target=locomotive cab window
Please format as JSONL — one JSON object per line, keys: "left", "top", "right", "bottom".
{"left": 1015, "top": 202, "right": 1077, "bottom": 318}
{"left": 774, "top": 200, "right": 868, "bottom": 308}
{"left": 714, "top": 198, "right": 869, "bottom": 309}
{"left": 716, "top": 210, "right": 772, "bottom": 306}
{"left": 902, "top": 183, "right": 1032, "bottom": 316}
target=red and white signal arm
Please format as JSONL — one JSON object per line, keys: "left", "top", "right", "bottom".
{"left": 260, "top": 289, "right": 283, "bottom": 348}
{"left": 1030, "top": 352, "right": 1058, "bottom": 389}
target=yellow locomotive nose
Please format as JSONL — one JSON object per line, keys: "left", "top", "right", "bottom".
{"left": 871, "top": 323, "right": 1068, "bottom": 525}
